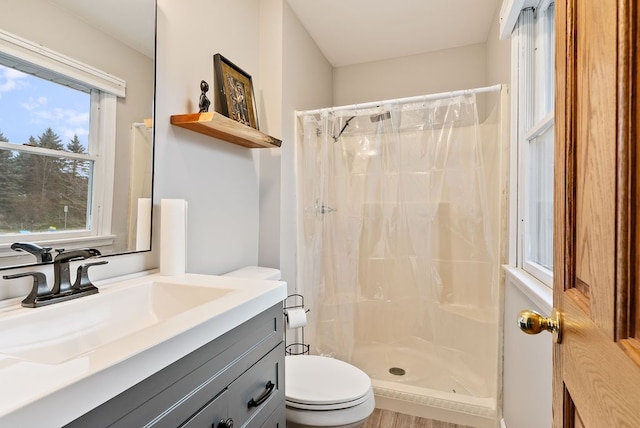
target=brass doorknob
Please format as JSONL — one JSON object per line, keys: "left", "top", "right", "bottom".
{"left": 517, "top": 308, "right": 562, "bottom": 343}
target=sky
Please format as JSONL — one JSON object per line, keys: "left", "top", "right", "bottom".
{"left": 0, "top": 64, "right": 90, "bottom": 150}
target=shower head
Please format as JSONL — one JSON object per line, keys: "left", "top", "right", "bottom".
{"left": 370, "top": 111, "right": 391, "bottom": 123}
{"left": 332, "top": 116, "right": 356, "bottom": 142}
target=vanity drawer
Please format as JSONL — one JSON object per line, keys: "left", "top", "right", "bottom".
{"left": 228, "top": 342, "right": 284, "bottom": 427}
{"left": 182, "top": 389, "right": 228, "bottom": 428}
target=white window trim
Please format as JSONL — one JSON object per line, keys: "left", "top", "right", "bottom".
{"left": 0, "top": 29, "right": 123, "bottom": 257}
{"left": 505, "top": 2, "right": 555, "bottom": 289}
{"left": 521, "top": 112, "right": 554, "bottom": 286}
{"left": 0, "top": 141, "right": 98, "bottom": 162}
{"left": 504, "top": 264, "right": 553, "bottom": 314}
{"left": 92, "top": 91, "right": 117, "bottom": 239}
{"left": 499, "top": 0, "right": 539, "bottom": 39}
{"left": 0, "top": 29, "right": 125, "bottom": 97}
{"left": 508, "top": 7, "right": 535, "bottom": 267}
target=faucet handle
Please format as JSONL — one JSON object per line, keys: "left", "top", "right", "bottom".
{"left": 3, "top": 271, "right": 51, "bottom": 308}
{"left": 73, "top": 260, "right": 108, "bottom": 291}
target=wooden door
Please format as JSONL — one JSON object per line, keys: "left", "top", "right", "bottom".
{"left": 554, "top": 0, "right": 640, "bottom": 426}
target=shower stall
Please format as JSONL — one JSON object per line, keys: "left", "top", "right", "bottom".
{"left": 295, "top": 85, "right": 507, "bottom": 428}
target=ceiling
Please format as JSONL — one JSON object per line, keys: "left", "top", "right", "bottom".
{"left": 46, "top": 0, "right": 501, "bottom": 68}
{"left": 47, "top": 0, "right": 155, "bottom": 58}
{"left": 286, "top": 0, "right": 501, "bottom": 67}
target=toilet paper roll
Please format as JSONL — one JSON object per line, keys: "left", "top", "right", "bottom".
{"left": 286, "top": 308, "right": 307, "bottom": 329}
{"left": 160, "top": 198, "right": 188, "bottom": 276}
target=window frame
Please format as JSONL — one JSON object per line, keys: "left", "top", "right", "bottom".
{"left": 508, "top": 2, "right": 556, "bottom": 288}
{"left": 0, "top": 29, "right": 124, "bottom": 256}
{"left": 522, "top": 113, "right": 554, "bottom": 285}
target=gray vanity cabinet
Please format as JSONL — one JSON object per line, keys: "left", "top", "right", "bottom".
{"left": 66, "top": 303, "right": 285, "bottom": 428}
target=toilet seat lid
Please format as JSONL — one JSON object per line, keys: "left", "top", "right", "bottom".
{"left": 285, "top": 355, "right": 372, "bottom": 407}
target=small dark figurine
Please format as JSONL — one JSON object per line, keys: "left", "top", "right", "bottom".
{"left": 199, "top": 80, "right": 211, "bottom": 113}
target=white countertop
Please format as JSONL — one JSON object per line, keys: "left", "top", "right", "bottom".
{"left": 0, "top": 271, "right": 287, "bottom": 427}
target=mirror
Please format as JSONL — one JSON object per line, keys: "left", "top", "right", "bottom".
{"left": 0, "top": 0, "right": 156, "bottom": 269}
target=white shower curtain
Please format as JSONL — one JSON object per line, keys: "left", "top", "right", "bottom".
{"left": 296, "top": 94, "right": 497, "bottom": 390}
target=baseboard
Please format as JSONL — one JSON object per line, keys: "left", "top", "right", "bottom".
{"left": 500, "top": 418, "right": 507, "bottom": 428}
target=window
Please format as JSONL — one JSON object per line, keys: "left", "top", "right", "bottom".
{"left": 0, "top": 65, "right": 93, "bottom": 234}
{"left": 510, "top": 2, "right": 556, "bottom": 286}
{"left": 0, "top": 29, "right": 125, "bottom": 251}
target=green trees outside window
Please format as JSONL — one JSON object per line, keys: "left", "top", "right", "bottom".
{"left": 0, "top": 128, "right": 91, "bottom": 235}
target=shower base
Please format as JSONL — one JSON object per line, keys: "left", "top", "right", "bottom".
{"left": 373, "top": 380, "right": 497, "bottom": 428}
{"left": 350, "top": 341, "right": 498, "bottom": 428}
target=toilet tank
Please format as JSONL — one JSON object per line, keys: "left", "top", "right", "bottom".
{"left": 223, "top": 266, "right": 282, "bottom": 281}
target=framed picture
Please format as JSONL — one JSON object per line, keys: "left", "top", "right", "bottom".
{"left": 213, "top": 53, "right": 259, "bottom": 130}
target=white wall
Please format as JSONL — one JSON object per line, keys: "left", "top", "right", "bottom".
{"left": 485, "top": 2, "right": 511, "bottom": 126}
{"left": 503, "top": 273, "right": 553, "bottom": 428}
{"left": 333, "top": 43, "right": 486, "bottom": 106}
{"left": 278, "top": 1, "right": 333, "bottom": 293}
{"left": 152, "top": 0, "right": 266, "bottom": 276}
{"left": 253, "top": 0, "right": 334, "bottom": 294}
{"left": 486, "top": 8, "right": 511, "bottom": 86}
{"left": 258, "top": 0, "right": 284, "bottom": 271}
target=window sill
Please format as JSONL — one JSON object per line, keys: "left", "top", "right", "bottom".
{"left": 502, "top": 265, "right": 553, "bottom": 313}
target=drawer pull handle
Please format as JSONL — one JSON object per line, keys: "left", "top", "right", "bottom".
{"left": 247, "top": 380, "right": 275, "bottom": 408}
{"left": 216, "top": 417, "right": 234, "bottom": 428}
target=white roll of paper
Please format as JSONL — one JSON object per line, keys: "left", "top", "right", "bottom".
{"left": 160, "top": 198, "right": 188, "bottom": 276}
{"left": 135, "top": 198, "right": 152, "bottom": 251}
{"left": 286, "top": 308, "right": 307, "bottom": 329}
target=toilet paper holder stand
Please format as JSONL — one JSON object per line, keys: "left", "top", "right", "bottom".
{"left": 284, "top": 294, "right": 310, "bottom": 356}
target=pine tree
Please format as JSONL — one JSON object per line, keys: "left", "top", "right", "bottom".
{"left": 0, "top": 131, "right": 20, "bottom": 232}
{"left": 13, "top": 129, "right": 67, "bottom": 231}
{"left": 63, "top": 135, "right": 89, "bottom": 229}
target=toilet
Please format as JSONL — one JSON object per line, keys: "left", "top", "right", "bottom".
{"left": 223, "top": 267, "right": 375, "bottom": 428}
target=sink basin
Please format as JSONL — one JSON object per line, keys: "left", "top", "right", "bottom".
{"left": 0, "top": 277, "right": 234, "bottom": 364}
{"left": 0, "top": 271, "right": 287, "bottom": 427}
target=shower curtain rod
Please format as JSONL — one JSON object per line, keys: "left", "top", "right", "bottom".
{"left": 296, "top": 83, "right": 503, "bottom": 116}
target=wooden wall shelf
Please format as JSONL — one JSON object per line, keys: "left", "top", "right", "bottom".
{"left": 170, "top": 112, "right": 282, "bottom": 149}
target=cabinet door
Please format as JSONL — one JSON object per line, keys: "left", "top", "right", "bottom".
{"left": 228, "top": 343, "right": 284, "bottom": 427}
{"left": 182, "top": 390, "right": 228, "bottom": 428}
{"left": 260, "top": 405, "right": 286, "bottom": 428}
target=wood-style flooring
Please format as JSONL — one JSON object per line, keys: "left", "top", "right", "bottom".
{"left": 362, "top": 408, "right": 472, "bottom": 428}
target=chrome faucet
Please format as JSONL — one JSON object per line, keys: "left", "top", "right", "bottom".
{"left": 2, "top": 248, "right": 107, "bottom": 308}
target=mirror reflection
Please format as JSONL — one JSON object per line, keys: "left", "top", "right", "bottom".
{"left": 0, "top": 0, "right": 156, "bottom": 269}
